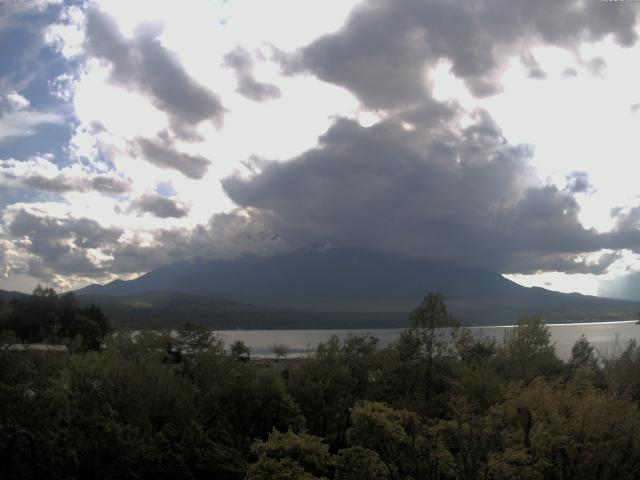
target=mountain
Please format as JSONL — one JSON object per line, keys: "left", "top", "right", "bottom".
{"left": 76, "top": 250, "right": 640, "bottom": 326}
{"left": 0, "top": 289, "right": 28, "bottom": 302}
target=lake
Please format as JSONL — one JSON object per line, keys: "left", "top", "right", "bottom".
{"left": 217, "top": 320, "right": 640, "bottom": 360}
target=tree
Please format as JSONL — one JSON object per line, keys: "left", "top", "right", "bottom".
{"left": 175, "top": 321, "right": 223, "bottom": 355}
{"left": 408, "top": 292, "right": 459, "bottom": 402}
{"left": 230, "top": 340, "right": 251, "bottom": 360}
{"left": 443, "top": 396, "right": 499, "bottom": 480}
{"left": 286, "top": 337, "right": 354, "bottom": 439}
{"left": 497, "top": 315, "right": 561, "bottom": 382}
{"left": 570, "top": 335, "right": 596, "bottom": 368}
{"left": 249, "top": 430, "right": 332, "bottom": 479}
{"left": 334, "top": 446, "right": 390, "bottom": 480}
{"left": 271, "top": 343, "right": 290, "bottom": 361}
{"left": 347, "top": 401, "right": 450, "bottom": 479}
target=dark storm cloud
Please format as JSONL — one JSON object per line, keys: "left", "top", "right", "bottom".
{"left": 283, "top": 0, "right": 638, "bottom": 109}
{"left": 136, "top": 136, "right": 210, "bottom": 179}
{"left": 224, "top": 47, "right": 282, "bottom": 101}
{"left": 129, "top": 193, "right": 189, "bottom": 219}
{"left": 84, "top": 6, "right": 225, "bottom": 140}
{"left": 222, "top": 111, "right": 628, "bottom": 274}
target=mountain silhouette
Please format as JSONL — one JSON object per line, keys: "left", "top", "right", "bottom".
{"left": 75, "top": 249, "right": 639, "bottom": 325}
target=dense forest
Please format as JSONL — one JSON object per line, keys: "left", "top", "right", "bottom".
{"left": 0, "top": 286, "right": 111, "bottom": 352}
{"left": 3, "top": 291, "right": 640, "bottom": 479}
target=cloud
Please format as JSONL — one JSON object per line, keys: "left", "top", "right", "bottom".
{"left": 562, "top": 67, "right": 578, "bottom": 78}
{"left": 4, "top": 207, "right": 123, "bottom": 282}
{"left": 135, "top": 135, "right": 210, "bottom": 179}
{"left": 599, "top": 270, "right": 640, "bottom": 301}
{"left": 128, "top": 192, "right": 189, "bottom": 219}
{"left": 6, "top": 91, "right": 30, "bottom": 110}
{"left": 1, "top": 205, "right": 289, "bottom": 287}
{"left": 507, "top": 251, "right": 622, "bottom": 276}
{"left": 90, "top": 175, "right": 131, "bottom": 194}
{"left": 0, "top": 157, "right": 131, "bottom": 194}
{"left": 84, "top": 6, "right": 225, "bottom": 140}
{"left": 521, "top": 53, "right": 547, "bottom": 80}
{"left": 222, "top": 109, "right": 625, "bottom": 274}
{"left": 584, "top": 56, "right": 607, "bottom": 77}
{"left": 0, "top": 241, "right": 7, "bottom": 275}
{"left": 566, "top": 171, "right": 592, "bottom": 194}
{"left": 611, "top": 205, "right": 640, "bottom": 233}
{"left": 8, "top": 209, "right": 122, "bottom": 252}
{"left": 48, "top": 73, "right": 78, "bottom": 101}
{"left": 224, "top": 47, "right": 282, "bottom": 101}
{"left": 283, "top": 0, "right": 638, "bottom": 109}
{"left": 0, "top": 110, "right": 64, "bottom": 142}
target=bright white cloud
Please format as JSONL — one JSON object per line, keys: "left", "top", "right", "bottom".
{"left": 6, "top": 91, "right": 30, "bottom": 110}
{"left": 0, "top": 110, "right": 64, "bottom": 142}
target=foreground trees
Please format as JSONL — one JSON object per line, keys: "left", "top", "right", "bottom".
{"left": 2, "top": 291, "right": 640, "bottom": 478}
{"left": 0, "top": 286, "right": 110, "bottom": 351}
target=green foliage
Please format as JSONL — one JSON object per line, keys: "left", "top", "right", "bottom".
{"left": 601, "top": 339, "right": 640, "bottom": 400}
{"left": 499, "top": 378, "right": 640, "bottom": 479}
{"left": 334, "top": 446, "right": 389, "bottom": 480}
{"left": 251, "top": 430, "right": 332, "bottom": 479}
{"left": 347, "top": 401, "right": 450, "bottom": 479}
{"left": 4, "top": 291, "right": 640, "bottom": 479}
{"left": 405, "top": 293, "right": 461, "bottom": 409}
{"left": 487, "top": 448, "right": 546, "bottom": 480}
{"left": 0, "top": 286, "right": 110, "bottom": 350}
{"left": 248, "top": 457, "right": 318, "bottom": 480}
{"left": 271, "top": 342, "right": 290, "bottom": 359}
{"left": 230, "top": 339, "right": 251, "bottom": 359}
{"left": 188, "top": 348, "right": 304, "bottom": 450}
{"left": 174, "top": 321, "right": 224, "bottom": 354}
{"left": 496, "top": 315, "right": 562, "bottom": 382}
{"left": 287, "top": 335, "right": 376, "bottom": 442}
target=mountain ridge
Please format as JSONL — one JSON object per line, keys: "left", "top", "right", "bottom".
{"left": 75, "top": 249, "right": 640, "bottom": 326}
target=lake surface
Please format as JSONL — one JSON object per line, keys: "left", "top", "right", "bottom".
{"left": 217, "top": 320, "right": 640, "bottom": 360}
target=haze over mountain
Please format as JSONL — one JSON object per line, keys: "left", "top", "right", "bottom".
{"left": 77, "top": 250, "right": 639, "bottom": 326}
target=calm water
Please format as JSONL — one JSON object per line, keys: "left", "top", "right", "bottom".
{"left": 217, "top": 320, "right": 640, "bottom": 360}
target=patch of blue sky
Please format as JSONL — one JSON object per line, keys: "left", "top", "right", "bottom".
{"left": 0, "top": 4, "right": 81, "bottom": 163}
{"left": 155, "top": 181, "right": 178, "bottom": 197}
{"left": 0, "top": 121, "right": 74, "bottom": 162}
{"left": 0, "top": 26, "right": 38, "bottom": 78}
{"left": 21, "top": 51, "right": 78, "bottom": 110}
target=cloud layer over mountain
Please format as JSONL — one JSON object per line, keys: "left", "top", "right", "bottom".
{"left": 1, "top": 0, "right": 640, "bottom": 295}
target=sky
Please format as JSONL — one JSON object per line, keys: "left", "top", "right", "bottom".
{"left": 1, "top": 0, "right": 640, "bottom": 299}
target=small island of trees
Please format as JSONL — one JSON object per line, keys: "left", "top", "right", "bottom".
{"left": 2, "top": 291, "right": 640, "bottom": 479}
